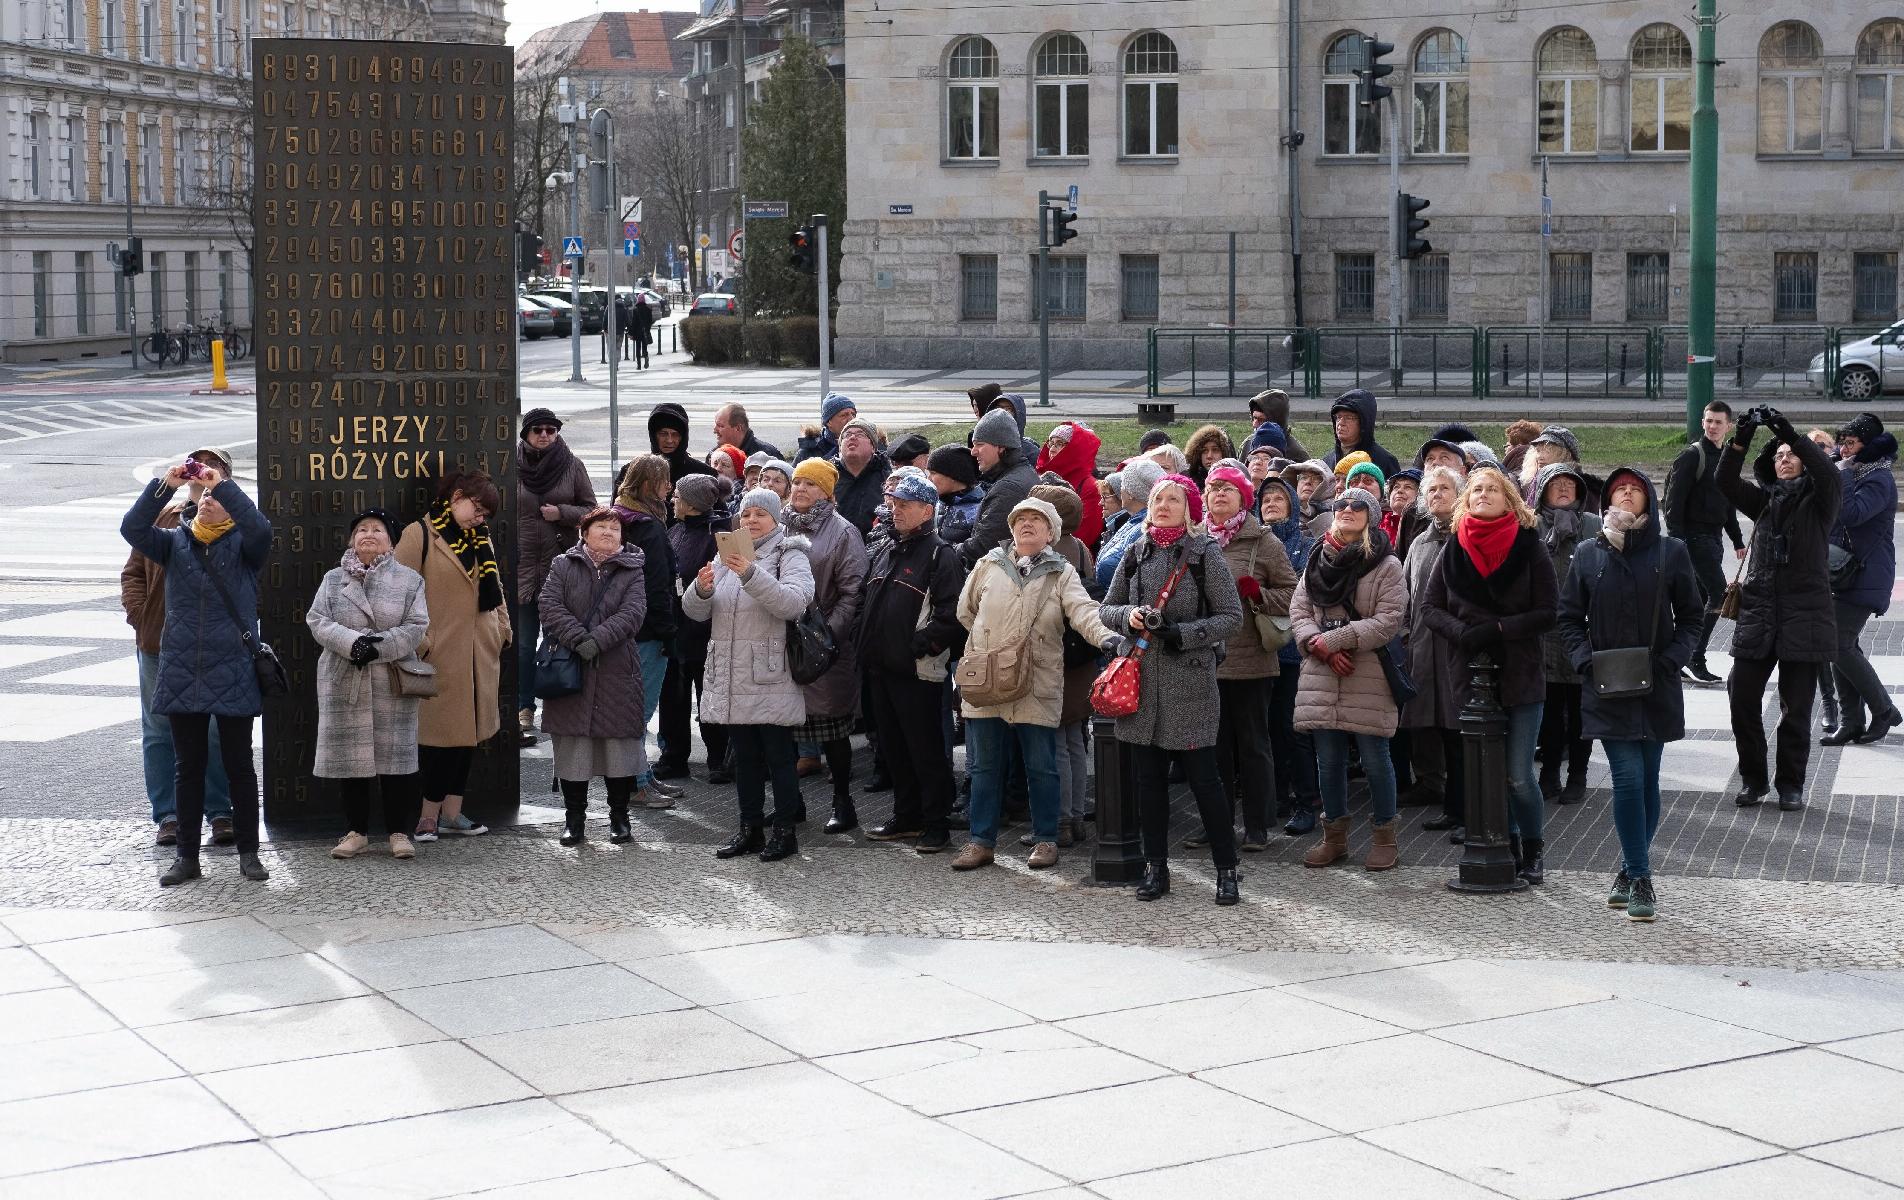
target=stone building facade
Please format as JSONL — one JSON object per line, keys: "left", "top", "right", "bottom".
{"left": 837, "top": 1, "right": 1904, "bottom": 369}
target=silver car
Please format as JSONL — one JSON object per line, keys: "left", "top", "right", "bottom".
{"left": 1808, "top": 320, "right": 1904, "bottom": 399}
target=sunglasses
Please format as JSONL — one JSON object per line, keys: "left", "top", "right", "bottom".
{"left": 527, "top": 425, "right": 558, "bottom": 435}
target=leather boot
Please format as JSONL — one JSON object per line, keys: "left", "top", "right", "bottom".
{"left": 1364, "top": 821, "right": 1399, "bottom": 872}
{"left": 1303, "top": 817, "right": 1351, "bottom": 867}
{"left": 1135, "top": 859, "right": 1170, "bottom": 901}
{"left": 759, "top": 822, "right": 799, "bottom": 862}
{"left": 1213, "top": 866, "right": 1239, "bottom": 907}
{"left": 1559, "top": 774, "right": 1587, "bottom": 805}
{"left": 559, "top": 801, "right": 588, "bottom": 846}
{"left": 1518, "top": 837, "right": 1545, "bottom": 884}
{"left": 1538, "top": 761, "right": 1561, "bottom": 803}
{"left": 824, "top": 797, "right": 858, "bottom": 835}
{"left": 607, "top": 778, "right": 635, "bottom": 843}
{"left": 714, "top": 822, "right": 765, "bottom": 859}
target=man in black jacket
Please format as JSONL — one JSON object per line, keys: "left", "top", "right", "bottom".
{"left": 1718, "top": 405, "right": 1841, "bottom": 812}
{"left": 830, "top": 417, "right": 892, "bottom": 537}
{"left": 1322, "top": 388, "right": 1402, "bottom": 479}
{"left": 856, "top": 473, "right": 966, "bottom": 851}
{"left": 1662, "top": 400, "right": 1747, "bottom": 685}
{"left": 713, "top": 403, "right": 782, "bottom": 461}
{"left": 962, "top": 408, "right": 1039, "bottom": 568}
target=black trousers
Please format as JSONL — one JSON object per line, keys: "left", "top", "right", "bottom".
{"left": 728, "top": 723, "right": 802, "bottom": 826}
{"left": 1684, "top": 531, "right": 1726, "bottom": 665}
{"left": 1132, "top": 743, "right": 1238, "bottom": 869}
{"left": 341, "top": 774, "right": 421, "bottom": 838}
{"left": 418, "top": 745, "right": 474, "bottom": 803}
{"left": 659, "top": 655, "right": 728, "bottom": 770}
{"left": 1537, "top": 681, "right": 1593, "bottom": 778}
{"left": 1832, "top": 600, "right": 1892, "bottom": 729}
{"left": 1215, "top": 677, "right": 1276, "bottom": 838}
{"left": 632, "top": 337, "right": 649, "bottom": 368}
{"left": 868, "top": 670, "right": 955, "bottom": 835}
{"left": 1728, "top": 655, "right": 1819, "bottom": 792}
{"left": 1269, "top": 668, "right": 1318, "bottom": 810}
{"left": 169, "top": 714, "right": 259, "bottom": 857}
{"left": 1439, "top": 727, "right": 1469, "bottom": 826}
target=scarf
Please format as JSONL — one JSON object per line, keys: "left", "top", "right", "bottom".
{"left": 1147, "top": 524, "right": 1188, "bottom": 549}
{"left": 342, "top": 549, "right": 390, "bottom": 580}
{"left": 1457, "top": 511, "right": 1521, "bottom": 578}
{"left": 428, "top": 500, "right": 504, "bottom": 612}
{"left": 1538, "top": 503, "right": 1583, "bottom": 553}
{"left": 782, "top": 497, "right": 836, "bottom": 537}
{"left": 1602, "top": 508, "right": 1647, "bottom": 551}
{"left": 1303, "top": 527, "right": 1391, "bottom": 609}
{"left": 584, "top": 543, "right": 618, "bottom": 568}
{"left": 1208, "top": 509, "right": 1247, "bottom": 548}
{"left": 190, "top": 515, "right": 235, "bottom": 545}
{"left": 516, "top": 434, "right": 577, "bottom": 499}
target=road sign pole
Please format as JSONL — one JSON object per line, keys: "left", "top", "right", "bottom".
{"left": 816, "top": 214, "right": 831, "bottom": 402}
{"left": 1038, "top": 191, "right": 1051, "bottom": 412}
{"left": 1387, "top": 89, "right": 1402, "bottom": 389}
{"left": 1687, "top": 0, "right": 1719, "bottom": 442}
{"left": 607, "top": 137, "right": 620, "bottom": 470}
{"left": 1539, "top": 157, "right": 1550, "bottom": 404}
{"left": 566, "top": 118, "right": 584, "bottom": 384}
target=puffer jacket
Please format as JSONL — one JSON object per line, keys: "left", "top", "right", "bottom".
{"left": 936, "top": 486, "right": 984, "bottom": 546}
{"left": 1289, "top": 552, "right": 1407, "bottom": 738}
{"left": 1832, "top": 436, "right": 1898, "bottom": 616}
{"left": 306, "top": 554, "right": 429, "bottom": 778}
{"left": 682, "top": 529, "right": 815, "bottom": 727}
{"left": 538, "top": 543, "right": 649, "bottom": 740}
{"left": 1419, "top": 524, "right": 1559, "bottom": 714}
{"left": 958, "top": 545, "right": 1115, "bottom": 729}
{"left": 668, "top": 505, "right": 730, "bottom": 666}
{"left": 1401, "top": 516, "right": 1454, "bottom": 729}
{"left": 1101, "top": 533, "right": 1243, "bottom": 750}
{"left": 1534, "top": 462, "right": 1602, "bottom": 683}
{"left": 1259, "top": 476, "right": 1318, "bottom": 670}
{"left": 1213, "top": 515, "right": 1296, "bottom": 680}
{"left": 617, "top": 510, "right": 679, "bottom": 646}
{"left": 1718, "top": 421, "right": 1841, "bottom": 662}
{"left": 1094, "top": 513, "right": 1147, "bottom": 591}
{"left": 783, "top": 504, "right": 868, "bottom": 719}
{"left": 962, "top": 447, "right": 1039, "bottom": 568}
{"left": 1249, "top": 390, "right": 1312, "bottom": 463}
{"left": 649, "top": 403, "right": 715, "bottom": 489}
{"left": 120, "top": 479, "right": 272, "bottom": 717}
{"left": 515, "top": 439, "right": 597, "bottom": 605}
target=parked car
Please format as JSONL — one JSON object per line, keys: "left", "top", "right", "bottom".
{"left": 1809, "top": 319, "right": 1904, "bottom": 399}
{"left": 522, "top": 294, "right": 577, "bottom": 337}
{"left": 531, "top": 287, "right": 606, "bottom": 333}
{"left": 518, "top": 299, "right": 555, "bottom": 340}
{"left": 688, "top": 293, "right": 739, "bottom": 318}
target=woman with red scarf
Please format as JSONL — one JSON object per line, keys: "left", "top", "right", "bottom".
{"left": 1035, "top": 421, "right": 1105, "bottom": 550}
{"left": 1419, "top": 466, "right": 1559, "bottom": 883}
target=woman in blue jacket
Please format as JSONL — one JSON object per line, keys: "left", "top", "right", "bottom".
{"left": 121, "top": 462, "right": 272, "bottom": 887}
{"left": 1823, "top": 413, "right": 1901, "bottom": 745}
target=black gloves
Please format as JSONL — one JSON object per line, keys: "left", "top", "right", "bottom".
{"left": 574, "top": 637, "right": 601, "bottom": 661}
{"left": 348, "top": 634, "right": 382, "bottom": 665}
{"left": 1732, "top": 413, "right": 1759, "bottom": 448}
{"left": 910, "top": 631, "right": 938, "bottom": 658}
{"left": 1458, "top": 623, "right": 1500, "bottom": 653}
{"left": 1156, "top": 624, "right": 1185, "bottom": 653}
{"left": 1763, "top": 406, "right": 1797, "bottom": 441}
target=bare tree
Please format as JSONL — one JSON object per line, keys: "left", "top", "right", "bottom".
{"left": 631, "top": 91, "right": 706, "bottom": 292}
{"left": 513, "top": 65, "right": 571, "bottom": 257}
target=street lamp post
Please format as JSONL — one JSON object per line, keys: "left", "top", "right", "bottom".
{"left": 1090, "top": 717, "right": 1144, "bottom": 885}
{"left": 1448, "top": 653, "right": 1528, "bottom": 894}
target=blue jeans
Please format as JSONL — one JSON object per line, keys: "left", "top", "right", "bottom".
{"left": 965, "top": 718, "right": 1059, "bottom": 846}
{"left": 139, "top": 651, "right": 228, "bottom": 823}
{"left": 515, "top": 599, "right": 540, "bottom": 711}
{"left": 1505, "top": 701, "right": 1545, "bottom": 842}
{"left": 1314, "top": 729, "right": 1396, "bottom": 825}
{"left": 1603, "top": 739, "right": 1664, "bottom": 878}
{"left": 635, "top": 639, "right": 668, "bottom": 786}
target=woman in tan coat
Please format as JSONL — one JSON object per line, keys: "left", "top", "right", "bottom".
{"left": 1289, "top": 487, "right": 1408, "bottom": 871}
{"left": 394, "top": 470, "right": 510, "bottom": 842}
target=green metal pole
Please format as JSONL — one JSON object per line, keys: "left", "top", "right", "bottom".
{"left": 1686, "top": 0, "right": 1719, "bottom": 442}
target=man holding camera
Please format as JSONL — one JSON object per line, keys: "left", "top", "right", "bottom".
{"left": 1717, "top": 405, "right": 1842, "bottom": 812}
{"left": 1662, "top": 401, "right": 1747, "bottom": 685}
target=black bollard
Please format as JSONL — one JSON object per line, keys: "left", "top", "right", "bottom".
{"left": 1448, "top": 652, "right": 1528, "bottom": 894}
{"left": 1090, "top": 715, "right": 1145, "bottom": 884}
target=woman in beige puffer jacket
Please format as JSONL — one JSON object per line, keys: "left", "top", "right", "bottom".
{"left": 1289, "top": 487, "right": 1408, "bottom": 871}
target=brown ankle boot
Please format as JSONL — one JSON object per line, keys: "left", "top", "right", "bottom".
{"left": 1303, "top": 817, "right": 1351, "bottom": 867}
{"left": 1364, "top": 820, "right": 1399, "bottom": 872}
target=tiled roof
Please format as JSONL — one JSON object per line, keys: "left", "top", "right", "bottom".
{"left": 516, "top": 10, "right": 697, "bottom": 75}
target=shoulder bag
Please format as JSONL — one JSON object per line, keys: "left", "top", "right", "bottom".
{"left": 1242, "top": 538, "right": 1294, "bottom": 654}
{"left": 1719, "top": 543, "right": 1748, "bottom": 621}
{"left": 192, "top": 539, "right": 287, "bottom": 698}
{"left": 1590, "top": 555, "right": 1663, "bottom": 700}
{"left": 533, "top": 571, "right": 609, "bottom": 700}
{"left": 773, "top": 545, "right": 839, "bottom": 686}
{"left": 1827, "top": 543, "right": 1861, "bottom": 592}
{"left": 1343, "top": 589, "right": 1416, "bottom": 708}
{"left": 956, "top": 567, "right": 1064, "bottom": 707}
{"left": 1089, "top": 557, "right": 1190, "bottom": 719}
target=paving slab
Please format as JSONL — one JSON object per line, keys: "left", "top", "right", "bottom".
{"left": 1606, "top": 1049, "right": 1904, "bottom": 1149}
{"left": 136, "top": 993, "right": 444, "bottom": 1074}
{"left": 314, "top": 923, "right": 599, "bottom": 992}
{"left": 1598, "top": 1154, "right": 1904, "bottom": 1198}
{"left": 709, "top": 973, "right": 1033, "bottom": 1058}
{"left": 1091, "top": 1139, "right": 1507, "bottom": 1200}
{"left": 0, "top": 1028, "right": 181, "bottom": 1103}
{"left": 1058, "top": 987, "right": 1402, "bottom": 1073}
{"left": 197, "top": 1041, "right": 536, "bottom": 1137}
{"left": 0, "top": 1078, "right": 253, "bottom": 1179}
{"left": 78, "top": 950, "right": 372, "bottom": 1027}
{"left": 1433, "top": 997, "right": 1798, "bottom": 1084}
{"left": 387, "top": 962, "right": 689, "bottom": 1039}
{"left": 0, "top": 1142, "right": 328, "bottom": 1200}
{"left": 819, "top": 1025, "right": 1166, "bottom": 1116}
{"left": 1805, "top": 1129, "right": 1904, "bottom": 1190}
{"left": 468, "top": 1007, "right": 794, "bottom": 1095}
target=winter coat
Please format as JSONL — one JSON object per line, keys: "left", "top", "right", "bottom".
{"left": 1101, "top": 533, "right": 1243, "bottom": 750}
{"left": 1832, "top": 442, "right": 1898, "bottom": 616}
{"left": 394, "top": 519, "right": 511, "bottom": 748}
{"left": 1420, "top": 525, "right": 1560, "bottom": 715}
{"left": 856, "top": 523, "right": 965, "bottom": 677}
{"left": 936, "top": 486, "right": 984, "bottom": 546}
{"left": 515, "top": 441, "right": 597, "bottom": 606}
{"left": 1094, "top": 514, "right": 1147, "bottom": 591}
{"left": 1035, "top": 424, "right": 1106, "bottom": 549}
{"left": 958, "top": 546, "right": 1115, "bottom": 729}
{"left": 1323, "top": 390, "right": 1402, "bottom": 479}
{"left": 1534, "top": 465, "right": 1603, "bottom": 683}
{"left": 631, "top": 299, "right": 654, "bottom": 346}
{"left": 1401, "top": 518, "right": 1454, "bottom": 729}
{"left": 785, "top": 507, "right": 867, "bottom": 720}
{"left": 1250, "top": 392, "right": 1312, "bottom": 463}
{"left": 1662, "top": 437, "right": 1744, "bottom": 547}
{"left": 649, "top": 403, "right": 715, "bottom": 488}
{"left": 962, "top": 447, "right": 1039, "bottom": 568}
{"left": 1718, "top": 428, "right": 1841, "bottom": 662}
{"left": 120, "top": 499, "right": 190, "bottom": 654}
{"left": 732, "top": 429, "right": 783, "bottom": 461}
{"left": 681, "top": 529, "right": 815, "bottom": 727}
{"left": 831, "top": 453, "right": 892, "bottom": 537}
{"left": 1053, "top": 534, "right": 1100, "bottom": 724}
{"left": 669, "top": 506, "right": 731, "bottom": 666}
{"left": 306, "top": 555, "right": 430, "bottom": 778}
{"left": 1213, "top": 515, "right": 1296, "bottom": 680}
{"left": 538, "top": 544, "right": 649, "bottom": 740}
{"left": 1556, "top": 476, "right": 1704, "bottom": 742}
{"left": 1289, "top": 553, "right": 1408, "bottom": 738}
{"left": 1182, "top": 425, "right": 1236, "bottom": 488}
{"left": 617, "top": 511, "right": 679, "bottom": 646}
{"left": 119, "top": 479, "right": 272, "bottom": 718}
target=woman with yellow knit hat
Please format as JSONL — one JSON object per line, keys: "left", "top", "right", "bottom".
{"left": 783, "top": 458, "right": 868, "bottom": 826}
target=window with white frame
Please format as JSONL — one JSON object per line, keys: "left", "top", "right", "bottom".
{"left": 1033, "top": 33, "right": 1089, "bottom": 158}
{"left": 75, "top": 252, "right": 92, "bottom": 336}
{"left": 32, "top": 253, "right": 50, "bottom": 338}
{"left": 1630, "top": 23, "right": 1692, "bottom": 153}
{"left": 1759, "top": 22, "right": 1823, "bottom": 154}
{"left": 140, "top": 0, "right": 156, "bottom": 58}
{"left": 103, "top": 0, "right": 122, "bottom": 54}
{"left": 1411, "top": 30, "right": 1468, "bottom": 155}
{"left": 946, "top": 36, "right": 1000, "bottom": 160}
{"left": 1536, "top": 27, "right": 1597, "bottom": 154}
{"left": 1323, "top": 32, "right": 1381, "bottom": 155}
{"left": 62, "top": 115, "right": 86, "bottom": 201}
{"left": 175, "top": 0, "right": 196, "bottom": 65}
{"left": 1122, "top": 31, "right": 1178, "bottom": 157}
{"left": 139, "top": 122, "right": 161, "bottom": 203}
{"left": 24, "top": 113, "right": 48, "bottom": 199}
{"left": 175, "top": 125, "right": 197, "bottom": 204}
{"left": 103, "top": 119, "right": 123, "bottom": 200}
{"left": 1854, "top": 19, "right": 1904, "bottom": 153}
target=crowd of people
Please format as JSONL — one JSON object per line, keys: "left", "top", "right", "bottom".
{"left": 122, "top": 390, "right": 1899, "bottom": 920}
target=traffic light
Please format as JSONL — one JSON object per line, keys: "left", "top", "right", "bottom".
{"left": 1396, "top": 192, "right": 1431, "bottom": 260}
{"left": 588, "top": 110, "right": 612, "bottom": 213}
{"left": 120, "top": 236, "right": 143, "bottom": 278}
{"left": 1356, "top": 35, "right": 1394, "bottom": 108}
{"left": 1049, "top": 206, "right": 1078, "bottom": 247}
{"left": 788, "top": 225, "right": 816, "bottom": 274}
{"left": 1537, "top": 98, "right": 1563, "bottom": 148}
{"left": 517, "top": 226, "right": 544, "bottom": 277}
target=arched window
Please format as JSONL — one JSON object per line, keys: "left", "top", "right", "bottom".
{"left": 1758, "top": 22, "right": 1823, "bottom": 154}
{"left": 1855, "top": 19, "right": 1904, "bottom": 152}
{"left": 1033, "top": 33, "right": 1089, "bottom": 158}
{"left": 1535, "top": 27, "right": 1596, "bottom": 154}
{"left": 1630, "top": 23, "right": 1692, "bottom": 152}
{"left": 1323, "top": 31, "right": 1381, "bottom": 155}
{"left": 1411, "top": 29, "right": 1468, "bottom": 155}
{"left": 946, "top": 36, "right": 999, "bottom": 160}
{"left": 1122, "top": 31, "right": 1178, "bottom": 157}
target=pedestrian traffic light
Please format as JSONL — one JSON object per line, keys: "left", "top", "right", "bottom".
{"left": 1396, "top": 192, "right": 1431, "bottom": 260}
{"left": 120, "top": 236, "right": 143, "bottom": 278}
{"left": 517, "top": 227, "right": 544, "bottom": 277}
{"left": 1356, "top": 35, "right": 1394, "bottom": 108}
{"left": 1537, "top": 98, "right": 1563, "bottom": 147}
{"left": 1049, "top": 206, "right": 1078, "bottom": 247}
{"left": 789, "top": 225, "right": 816, "bottom": 274}
{"left": 589, "top": 110, "right": 612, "bottom": 213}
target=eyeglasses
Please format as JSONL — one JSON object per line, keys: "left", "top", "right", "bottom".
{"left": 527, "top": 426, "right": 558, "bottom": 436}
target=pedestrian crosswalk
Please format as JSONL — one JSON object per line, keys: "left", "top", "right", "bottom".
{"left": 0, "top": 491, "right": 153, "bottom": 582}
{"left": 0, "top": 398, "right": 254, "bottom": 444}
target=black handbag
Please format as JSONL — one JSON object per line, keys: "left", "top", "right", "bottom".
{"left": 534, "top": 576, "right": 609, "bottom": 700}
{"left": 1345, "top": 593, "right": 1417, "bottom": 708}
{"left": 1828, "top": 543, "right": 1861, "bottom": 592}
{"left": 192, "top": 540, "right": 287, "bottom": 698}
{"left": 772, "top": 549, "right": 839, "bottom": 685}
{"left": 1591, "top": 558, "right": 1664, "bottom": 700}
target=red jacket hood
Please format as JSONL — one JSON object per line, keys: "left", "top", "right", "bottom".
{"left": 1036, "top": 422, "right": 1105, "bottom": 549}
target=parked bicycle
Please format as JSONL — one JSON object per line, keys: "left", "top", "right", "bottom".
{"left": 139, "top": 323, "right": 186, "bottom": 366}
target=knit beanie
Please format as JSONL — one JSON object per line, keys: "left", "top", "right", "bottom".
{"left": 973, "top": 408, "right": 1022, "bottom": 450}
{"left": 1531, "top": 425, "right": 1582, "bottom": 462}
{"left": 1136, "top": 428, "right": 1173, "bottom": 453}
{"left": 792, "top": 458, "right": 839, "bottom": 499}
{"left": 1459, "top": 440, "right": 1501, "bottom": 469}
{"left": 1839, "top": 412, "right": 1884, "bottom": 444}
{"left": 349, "top": 508, "right": 400, "bottom": 543}
{"left": 1119, "top": 458, "right": 1166, "bottom": 501}
{"left": 840, "top": 415, "right": 880, "bottom": 445}
{"left": 1008, "top": 496, "right": 1061, "bottom": 539}
{"left": 890, "top": 472, "right": 938, "bottom": 506}
{"left": 1204, "top": 463, "right": 1253, "bottom": 502}
{"left": 744, "top": 450, "right": 772, "bottom": 471}
{"left": 711, "top": 444, "right": 746, "bottom": 477}
{"left": 1335, "top": 487, "right": 1381, "bottom": 518}
{"left": 1247, "top": 423, "right": 1286, "bottom": 456}
{"left": 926, "top": 444, "right": 979, "bottom": 488}
{"left": 1345, "top": 461, "right": 1387, "bottom": 494}
{"left": 675, "top": 474, "right": 722, "bottom": 515}
{"left": 820, "top": 392, "right": 857, "bottom": 427}
{"left": 520, "top": 408, "right": 562, "bottom": 438}
{"left": 739, "top": 487, "right": 783, "bottom": 519}
{"left": 1150, "top": 473, "right": 1205, "bottom": 526}
{"left": 1333, "top": 450, "right": 1374, "bottom": 478}
{"left": 757, "top": 457, "right": 794, "bottom": 485}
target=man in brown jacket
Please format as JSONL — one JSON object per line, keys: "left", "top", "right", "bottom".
{"left": 122, "top": 447, "right": 233, "bottom": 847}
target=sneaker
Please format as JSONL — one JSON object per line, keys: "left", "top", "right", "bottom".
{"left": 1607, "top": 870, "right": 1632, "bottom": 909}
{"left": 413, "top": 817, "right": 439, "bottom": 843}
{"left": 916, "top": 829, "right": 951, "bottom": 854}
{"left": 1626, "top": 876, "right": 1658, "bottom": 922}
{"left": 388, "top": 833, "right": 416, "bottom": 860}
{"left": 642, "top": 788, "right": 677, "bottom": 810}
{"left": 331, "top": 832, "right": 370, "bottom": 859}
{"left": 647, "top": 777, "right": 685, "bottom": 800}
{"left": 209, "top": 816, "right": 236, "bottom": 846}
{"left": 440, "top": 813, "right": 488, "bottom": 836}
{"left": 1283, "top": 808, "right": 1318, "bottom": 836}
{"left": 1682, "top": 663, "right": 1723, "bottom": 686}
{"left": 155, "top": 817, "right": 179, "bottom": 847}
{"left": 950, "top": 843, "right": 994, "bottom": 870}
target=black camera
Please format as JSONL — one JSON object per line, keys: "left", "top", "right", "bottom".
{"left": 1138, "top": 607, "right": 1168, "bottom": 632}
{"left": 1747, "top": 405, "right": 1780, "bottom": 427}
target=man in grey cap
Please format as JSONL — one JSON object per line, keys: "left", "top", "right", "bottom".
{"left": 961, "top": 408, "right": 1039, "bottom": 568}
